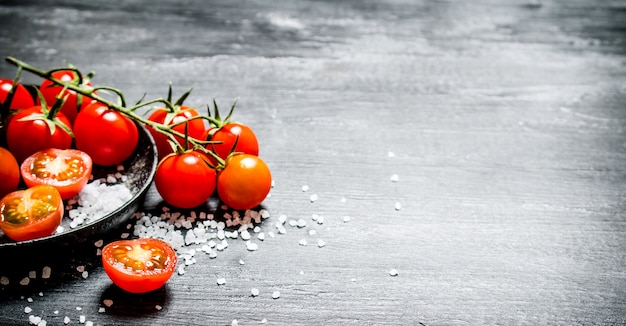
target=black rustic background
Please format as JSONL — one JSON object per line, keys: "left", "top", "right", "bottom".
{"left": 0, "top": 0, "right": 625, "bottom": 325}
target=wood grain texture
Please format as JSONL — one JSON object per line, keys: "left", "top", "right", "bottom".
{"left": 1, "top": 0, "right": 625, "bottom": 325}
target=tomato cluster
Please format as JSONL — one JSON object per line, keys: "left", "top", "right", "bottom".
{"left": 1, "top": 58, "right": 274, "bottom": 293}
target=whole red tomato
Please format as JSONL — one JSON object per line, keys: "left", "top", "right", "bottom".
{"left": 39, "top": 70, "right": 96, "bottom": 124}
{"left": 217, "top": 154, "right": 271, "bottom": 210}
{"left": 0, "top": 147, "right": 20, "bottom": 198}
{"left": 154, "top": 151, "right": 216, "bottom": 208}
{"left": 6, "top": 106, "right": 73, "bottom": 163}
{"left": 146, "top": 105, "right": 206, "bottom": 160}
{"left": 73, "top": 102, "right": 138, "bottom": 166}
{"left": 205, "top": 122, "right": 259, "bottom": 164}
{"left": 0, "top": 78, "right": 35, "bottom": 111}
{"left": 102, "top": 238, "right": 177, "bottom": 293}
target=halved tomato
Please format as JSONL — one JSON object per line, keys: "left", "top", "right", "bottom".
{"left": 20, "top": 148, "right": 93, "bottom": 200}
{"left": 102, "top": 238, "right": 178, "bottom": 293}
{"left": 0, "top": 185, "right": 64, "bottom": 242}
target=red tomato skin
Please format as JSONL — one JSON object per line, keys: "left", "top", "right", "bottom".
{"left": 102, "top": 238, "right": 177, "bottom": 293}
{"left": 39, "top": 70, "right": 96, "bottom": 124}
{"left": 205, "top": 122, "right": 259, "bottom": 164}
{"left": 6, "top": 106, "right": 73, "bottom": 163}
{"left": 217, "top": 154, "right": 271, "bottom": 210}
{"left": 0, "top": 147, "right": 20, "bottom": 199}
{"left": 146, "top": 106, "right": 206, "bottom": 160}
{"left": 0, "top": 78, "right": 35, "bottom": 111}
{"left": 154, "top": 151, "right": 216, "bottom": 209}
{"left": 0, "top": 185, "right": 64, "bottom": 242}
{"left": 20, "top": 149, "right": 93, "bottom": 200}
{"left": 73, "top": 102, "right": 139, "bottom": 166}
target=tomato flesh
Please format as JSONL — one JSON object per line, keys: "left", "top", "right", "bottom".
{"left": 21, "top": 148, "right": 93, "bottom": 200}
{"left": 102, "top": 238, "right": 177, "bottom": 293}
{"left": 217, "top": 154, "right": 272, "bottom": 210}
{"left": 0, "top": 185, "right": 64, "bottom": 242}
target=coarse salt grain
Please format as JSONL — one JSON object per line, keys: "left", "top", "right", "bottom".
{"left": 103, "top": 299, "right": 113, "bottom": 307}
{"left": 389, "top": 269, "right": 399, "bottom": 276}
{"left": 64, "top": 316, "right": 70, "bottom": 324}
{"left": 272, "top": 291, "right": 281, "bottom": 299}
{"left": 390, "top": 174, "right": 399, "bottom": 182}
{"left": 301, "top": 185, "right": 309, "bottom": 192}
{"left": 251, "top": 288, "right": 259, "bottom": 297}
{"left": 1, "top": 276, "right": 9, "bottom": 285}
{"left": 309, "top": 194, "right": 318, "bottom": 202}
{"left": 299, "top": 239, "right": 308, "bottom": 246}
{"left": 343, "top": 216, "right": 351, "bottom": 223}
{"left": 42, "top": 266, "right": 51, "bottom": 279}
{"left": 317, "top": 239, "right": 326, "bottom": 248}
{"left": 217, "top": 278, "right": 226, "bottom": 285}
{"left": 395, "top": 202, "right": 402, "bottom": 211}
{"left": 24, "top": 307, "right": 32, "bottom": 313}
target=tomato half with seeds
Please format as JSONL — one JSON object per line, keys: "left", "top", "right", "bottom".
{"left": 102, "top": 238, "right": 177, "bottom": 293}
{"left": 217, "top": 154, "right": 272, "bottom": 210}
{"left": 0, "top": 185, "right": 63, "bottom": 242}
{"left": 155, "top": 151, "right": 216, "bottom": 209}
{"left": 21, "top": 148, "right": 93, "bottom": 200}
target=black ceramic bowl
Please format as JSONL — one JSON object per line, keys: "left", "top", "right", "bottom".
{"left": 0, "top": 122, "right": 157, "bottom": 256}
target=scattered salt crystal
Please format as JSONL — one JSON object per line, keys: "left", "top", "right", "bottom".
{"left": 299, "top": 270, "right": 304, "bottom": 275}
{"left": 81, "top": 271, "right": 89, "bottom": 279}
{"left": 98, "top": 307, "right": 105, "bottom": 313}
{"left": 53, "top": 311, "right": 58, "bottom": 315}
{"left": 317, "top": 239, "right": 326, "bottom": 248}
{"left": 155, "top": 305, "right": 162, "bottom": 310}
{"left": 395, "top": 202, "right": 402, "bottom": 211}
{"left": 389, "top": 269, "right": 399, "bottom": 276}
{"left": 103, "top": 299, "right": 113, "bottom": 307}
{"left": 64, "top": 316, "right": 70, "bottom": 324}
{"left": 258, "top": 232, "right": 265, "bottom": 241}
{"left": 28, "top": 315, "right": 41, "bottom": 325}
{"left": 208, "top": 251, "right": 218, "bottom": 259}
{"left": 232, "top": 320, "right": 239, "bottom": 326}
{"left": 79, "top": 315, "right": 86, "bottom": 323}
{"left": 278, "top": 215, "right": 287, "bottom": 224}
{"left": 388, "top": 151, "right": 395, "bottom": 158}
{"left": 268, "top": 231, "right": 275, "bottom": 238}
{"left": 299, "top": 239, "right": 308, "bottom": 246}
{"left": 251, "top": 288, "right": 260, "bottom": 296}
{"left": 38, "top": 292, "right": 43, "bottom": 297}
{"left": 77, "top": 266, "right": 85, "bottom": 273}
{"left": 24, "top": 307, "right": 32, "bottom": 313}
{"left": 246, "top": 241, "right": 259, "bottom": 251}
{"left": 42, "top": 267, "right": 51, "bottom": 279}
{"left": 341, "top": 197, "right": 347, "bottom": 203}
{"left": 390, "top": 174, "right": 399, "bottom": 182}
{"left": 308, "top": 229, "right": 317, "bottom": 236}
{"left": 178, "top": 266, "right": 186, "bottom": 275}
{"left": 272, "top": 291, "right": 280, "bottom": 299}
{"left": 20, "top": 277, "right": 29, "bottom": 286}
{"left": 260, "top": 209, "right": 270, "bottom": 219}
{"left": 28, "top": 271, "right": 36, "bottom": 279}
{"left": 27, "top": 297, "right": 33, "bottom": 303}
{"left": 261, "top": 319, "right": 267, "bottom": 323}
{"left": 288, "top": 219, "right": 297, "bottom": 227}
{"left": 301, "top": 185, "right": 309, "bottom": 192}
{"left": 1, "top": 276, "right": 9, "bottom": 285}
{"left": 76, "top": 307, "right": 82, "bottom": 311}
{"left": 343, "top": 216, "right": 351, "bottom": 223}
{"left": 239, "top": 259, "right": 245, "bottom": 265}
{"left": 297, "top": 219, "right": 307, "bottom": 228}
{"left": 316, "top": 216, "right": 325, "bottom": 225}
{"left": 217, "top": 278, "right": 226, "bottom": 285}
{"left": 309, "top": 194, "right": 318, "bottom": 202}
{"left": 86, "top": 321, "right": 93, "bottom": 326}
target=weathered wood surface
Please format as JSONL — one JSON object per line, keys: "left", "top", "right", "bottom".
{"left": 0, "top": 0, "right": 625, "bottom": 325}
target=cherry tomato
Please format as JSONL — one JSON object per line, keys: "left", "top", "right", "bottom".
{"left": 102, "top": 238, "right": 177, "bottom": 293}
{"left": 21, "top": 148, "right": 93, "bottom": 200}
{"left": 205, "top": 122, "right": 259, "bottom": 164}
{"left": 0, "top": 185, "right": 63, "bottom": 242}
{"left": 0, "top": 78, "right": 35, "bottom": 111}
{"left": 154, "top": 151, "right": 216, "bottom": 208}
{"left": 6, "top": 106, "right": 73, "bottom": 163}
{"left": 73, "top": 102, "right": 138, "bottom": 166}
{"left": 39, "top": 70, "right": 96, "bottom": 124}
{"left": 146, "top": 105, "right": 206, "bottom": 160}
{"left": 217, "top": 154, "right": 271, "bottom": 210}
{"left": 0, "top": 147, "right": 20, "bottom": 199}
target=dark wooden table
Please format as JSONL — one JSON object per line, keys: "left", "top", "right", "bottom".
{"left": 1, "top": 0, "right": 625, "bottom": 325}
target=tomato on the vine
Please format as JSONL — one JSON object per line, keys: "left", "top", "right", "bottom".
{"left": 0, "top": 147, "right": 20, "bottom": 199}
{"left": 39, "top": 69, "right": 96, "bottom": 124}
{"left": 154, "top": 151, "right": 216, "bottom": 208}
{"left": 6, "top": 105, "right": 73, "bottom": 163}
{"left": 217, "top": 154, "right": 271, "bottom": 210}
{"left": 146, "top": 105, "right": 206, "bottom": 160}
{"left": 0, "top": 78, "right": 35, "bottom": 111}
{"left": 21, "top": 148, "right": 93, "bottom": 200}
{"left": 204, "top": 122, "right": 259, "bottom": 164}
{"left": 102, "top": 238, "right": 177, "bottom": 293}
{"left": 73, "top": 102, "right": 138, "bottom": 166}
{"left": 0, "top": 185, "right": 63, "bottom": 242}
